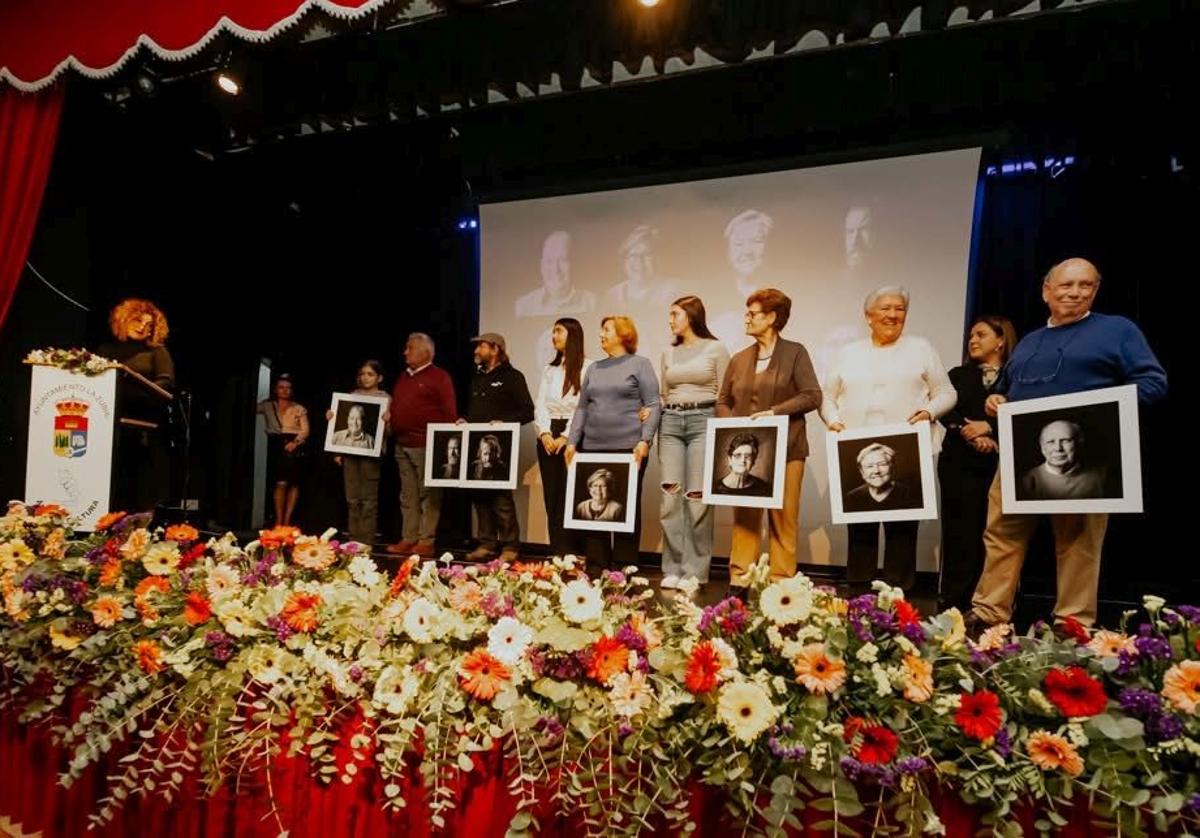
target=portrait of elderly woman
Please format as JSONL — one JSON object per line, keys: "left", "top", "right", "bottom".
{"left": 712, "top": 432, "right": 772, "bottom": 497}
{"left": 603, "top": 225, "right": 680, "bottom": 309}
{"left": 574, "top": 468, "right": 626, "bottom": 522}
{"left": 842, "top": 442, "right": 919, "bottom": 512}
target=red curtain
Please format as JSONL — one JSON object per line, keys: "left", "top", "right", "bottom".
{"left": 0, "top": 83, "right": 64, "bottom": 330}
{"left": 0, "top": 0, "right": 398, "bottom": 92}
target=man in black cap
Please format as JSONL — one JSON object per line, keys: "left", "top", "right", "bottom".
{"left": 463, "top": 332, "right": 534, "bottom": 561}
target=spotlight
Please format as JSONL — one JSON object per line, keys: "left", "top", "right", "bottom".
{"left": 638, "top": 0, "right": 661, "bottom": 6}
{"left": 216, "top": 73, "right": 241, "bottom": 96}
{"left": 131, "top": 66, "right": 160, "bottom": 100}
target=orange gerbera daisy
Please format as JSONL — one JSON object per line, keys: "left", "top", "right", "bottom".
{"left": 1026, "top": 730, "right": 1084, "bottom": 776}
{"left": 1162, "top": 660, "right": 1200, "bottom": 714}
{"left": 448, "top": 580, "right": 484, "bottom": 613}
{"left": 902, "top": 654, "right": 934, "bottom": 703}
{"left": 90, "top": 596, "right": 124, "bottom": 628}
{"left": 34, "top": 503, "right": 69, "bottom": 518}
{"left": 281, "top": 592, "right": 322, "bottom": 633}
{"left": 259, "top": 526, "right": 302, "bottom": 550}
{"left": 510, "top": 561, "right": 555, "bottom": 580}
{"left": 183, "top": 591, "right": 213, "bottom": 626}
{"left": 95, "top": 511, "right": 127, "bottom": 531}
{"left": 134, "top": 576, "right": 170, "bottom": 623}
{"left": 165, "top": 524, "right": 199, "bottom": 543}
{"left": 793, "top": 644, "right": 847, "bottom": 694}
{"left": 132, "top": 640, "right": 164, "bottom": 675}
{"left": 388, "top": 557, "right": 420, "bottom": 598}
{"left": 459, "top": 649, "right": 511, "bottom": 701}
{"left": 587, "top": 636, "right": 630, "bottom": 685}
{"left": 98, "top": 557, "right": 124, "bottom": 588}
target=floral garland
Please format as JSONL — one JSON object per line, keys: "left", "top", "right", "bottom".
{"left": 24, "top": 347, "right": 118, "bottom": 376}
{"left": 1, "top": 501, "right": 1198, "bottom": 835}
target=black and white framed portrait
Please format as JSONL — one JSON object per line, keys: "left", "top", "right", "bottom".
{"left": 701, "top": 415, "right": 788, "bottom": 509}
{"left": 424, "top": 424, "right": 467, "bottom": 487}
{"left": 999, "top": 384, "right": 1141, "bottom": 514}
{"left": 826, "top": 422, "right": 938, "bottom": 524}
{"left": 459, "top": 423, "right": 521, "bottom": 489}
{"left": 564, "top": 453, "right": 637, "bottom": 533}
{"left": 324, "top": 393, "right": 388, "bottom": 457}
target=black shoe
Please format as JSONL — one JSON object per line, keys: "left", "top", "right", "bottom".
{"left": 963, "top": 610, "right": 990, "bottom": 641}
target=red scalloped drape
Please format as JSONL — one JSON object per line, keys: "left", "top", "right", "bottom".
{"left": 0, "top": 0, "right": 389, "bottom": 91}
{"left": 0, "top": 83, "right": 64, "bottom": 330}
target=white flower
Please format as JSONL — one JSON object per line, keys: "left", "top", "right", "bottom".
{"left": 609, "top": 670, "right": 654, "bottom": 718}
{"left": 559, "top": 579, "right": 603, "bottom": 624}
{"left": 141, "top": 542, "right": 181, "bottom": 576}
{"left": 710, "top": 637, "right": 739, "bottom": 680}
{"left": 973, "top": 623, "right": 1012, "bottom": 652}
{"left": 373, "top": 665, "right": 420, "bottom": 714}
{"left": 759, "top": 576, "right": 813, "bottom": 626}
{"left": 206, "top": 564, "right": 242, "bottom": 598}
{"left": 871, "top": 663, "right": 892, "bottom": 697}
{"left": 716, "top": 681, "right": 779, "bottom": 744}
{"left": 1142, "top": 594, "right": 1166, "bottom": 614}
{"left": 402, "top": 598, "right": 441, "bottom": 643}
{"left": 855, "top": 643, "right": 879, "bottom": 663}
{"left": 245, "top": 644, "right": 294, "bottom": 684}
{"left": 348, "top": 555, "right": 382, "bottom": 588}
{"left": 487, "top": 617, "right": 533, "bottom": 666}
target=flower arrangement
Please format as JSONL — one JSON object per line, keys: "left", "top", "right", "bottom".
{"left": 23, "top": 347, "right": 118, "bottom": 376}
{"left": 1, "top": 500, "right": 1198, "bottom": 836}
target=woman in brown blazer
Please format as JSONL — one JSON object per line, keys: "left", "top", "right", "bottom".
{"left": 716, "top": 288, "right": 822, "bottom": 590}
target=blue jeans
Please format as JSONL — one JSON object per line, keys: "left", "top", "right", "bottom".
{"left": 658, "top": 407, "right": 713, "bottom": 582}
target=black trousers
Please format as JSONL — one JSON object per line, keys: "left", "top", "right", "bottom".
{"left": 846, "top": 520, "right": 920, "bottom": 595}
{"left": 536, "top": 418, "right": 574, "bottom": 556}
{"left": 937, "top": 457, "right": 997, "bottom": 611}
{"left": 472, "top": 490, "right": 519, "bottom": 551}
{"left": 579, "top": 451, "right": 647, "bottom": 577}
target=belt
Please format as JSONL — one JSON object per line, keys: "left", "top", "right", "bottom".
{"left": 663, "top": 400, "right": 716, "bottom": 411}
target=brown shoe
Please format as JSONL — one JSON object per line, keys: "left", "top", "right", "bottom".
{"left": 412, "top": 541, "right": 436, "bottom": 558}
{"left": 386, "top": 540, "right": 416, "bottom": 555}
{"left": 963, "top": 610, "right": 990, "bottom": 641}
{"left": 498, "top": 547, "right": 520, "bottom": 563}
{"left": 466, "top": 545, "right": 495, "bottom": 562}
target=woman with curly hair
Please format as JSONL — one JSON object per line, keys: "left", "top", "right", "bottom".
{"left": 98, "top": 298, "right": 176, "bottom": 513}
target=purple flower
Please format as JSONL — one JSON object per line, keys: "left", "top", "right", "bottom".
{"left": 698, "top": 597, "right": 748, "bottom": 636}
{"left": 534, "top": 716, "right": 565, "bottom": 738}
{"left": 602, "top": 570, "right": 627, "bottom": 586}
{"left": 897, "top": 756, "right": 928, "bottom": 775}
{"left": 993, "top": 727, "right": 1012, "bottom": 759}
{"left": 1186, "top": 794, "right": 1200, "bottom": 814}
{"left": 205, "top": 630, "right": 235, "bottom": 662}
{"left": 348, "top": 664, "right": 364, "bottom": 683}
{"left": 1118, "top": 687, "right": 1163, "bottom": 718}
{"left": 1115, "top": 650, "right": 1140, "bottom": 676}
{"left": 1172, "top": 604, "right": 1200, "bottom": 622}
{"left": 479, "top": 593, "right": 515, "bottom": 619}
{"left": 617, "top": 722, "right": 635, "bottom": 738}
{"left": 615, "top": 623, "right": 647, "bottom": 653}
{"left": 1162, "top": 611, "right": 1181, "bottom": 627}
{"left": 265, "top": 614, "right": 294, "bottom": 643}
{"left": 901, "top": 623, "right": 927, "bottom": 643}
{"left": 1146, "top": 714, "right": 1184, "bottom": 743}
{"left": 1133, "top": 635, "right": 1172, "bottom": 661}
{"left": 767, "top": 734, "right": 807, "bottom": 761}
{"left": 439, "top": 565, "right": 468, "bottom": 582}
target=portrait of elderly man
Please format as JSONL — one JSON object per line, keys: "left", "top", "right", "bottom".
{"left": 712, "top": 432, "right": 772, "bottom": 497}
{"left": 1019, "top": 419, "right": 1107, "bottom": 500}
{"left": 709, "top": 209, "right": 775, "bottom": 348}
{"left": 842, "top": 442, "right": 917, "bottom": 512}
{"left": 331, "top": 404, "right": 375, "bottom": 449}
{"left": 514, "top": 230, "right": 596, "bottom": 318}
{"left": 470, "top": 433, "right": 508, "bottom": 481}
{"left": 438, "top": 435, "right": 462, "bottom": 479}
{"left": 574, "top": 468, "right": 625, "bottom": 522}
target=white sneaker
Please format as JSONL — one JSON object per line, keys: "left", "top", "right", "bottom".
{"left": 660, "top": 574, "right": 680, "bottom": 589}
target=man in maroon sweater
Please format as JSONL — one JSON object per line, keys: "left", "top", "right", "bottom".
{"left": 387, "top": 333, "right": 457, "bottom": 557}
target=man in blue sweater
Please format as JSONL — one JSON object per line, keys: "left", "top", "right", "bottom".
{"left": 968, "top": 258, "right": 1167, "bottom": 629}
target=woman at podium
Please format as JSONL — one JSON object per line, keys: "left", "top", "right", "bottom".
{"left": 97, "top": 298, "right": 175, "bottom": 513}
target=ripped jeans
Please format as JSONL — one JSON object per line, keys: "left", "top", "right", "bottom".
{"left": 658, "top": 407, "right": 713, "bottom": 582}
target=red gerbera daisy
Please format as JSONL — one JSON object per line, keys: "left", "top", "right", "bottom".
{"left": 855, "top": 724, "right": 898, "bottom": 765}
{"left": 1044, "top": 666, "right": 1108, "bottom": 718}
{"left": 894, "top": 599, "right": 921, "bottom": 630}
{"left": 955, "top": 690, "right": 1003, "bottom": 741}
{"left": 685, "top": 641, "right": 721, "bottom": 694}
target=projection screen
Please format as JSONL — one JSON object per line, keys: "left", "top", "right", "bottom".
{"left": 479, "top": 147, "right": 981, "bottom": 571}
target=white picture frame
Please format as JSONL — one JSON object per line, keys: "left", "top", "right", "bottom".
{"left": 998, "top": 384, "right": 1142, "bottom": 514}
{"left": 564, "top": 453, "right": 638, "bottom": 533}
{"left": 826, "top": 422, "right": 938, "bottom": 524}
{"left": 424, "top": 423, "right": 468, "bottom": 487}
{"left": 323, "top": 392, "right": 388, "bottom": 458}
{"left": 701, "top": 415, "right": 788, "bottom": 509}
{"left": 459, "top": 423, "right": 521, "bottom": 489}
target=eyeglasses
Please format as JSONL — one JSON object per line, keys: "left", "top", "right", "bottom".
{"left": 744, "top": 309, "right": 767, "bottom": 320}
{"left": 1013, "top": 349, "right": 1064, "bottom": 385}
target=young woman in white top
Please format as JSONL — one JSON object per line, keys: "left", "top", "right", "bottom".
{"left": 534, "top": 317, "right": 591, "bottom": 555}
{"left": 820, "top": 286, "right": 956, "bottom": 595}
{"left": 657, "top": 296, "right": 729, "bottom": 589}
